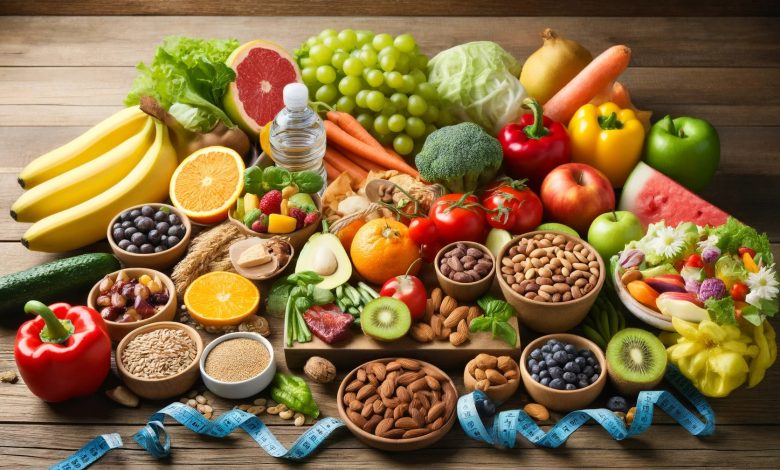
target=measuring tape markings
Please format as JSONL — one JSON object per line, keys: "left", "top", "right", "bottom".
{"left": 457, "top": 365, "right": 715, "bottom": 448}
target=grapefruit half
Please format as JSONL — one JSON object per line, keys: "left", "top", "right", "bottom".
{"left": 224, "top": 40, "right": 301, "bottom": 138}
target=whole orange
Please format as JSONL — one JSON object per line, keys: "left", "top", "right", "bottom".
{"left": 337, "top": 219, "right": 366, "bottom": 252}
{"left": 350, "top": 218, "right": 420, "bottom": 285}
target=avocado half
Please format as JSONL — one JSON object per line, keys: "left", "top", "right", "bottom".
{"left": 295, "top": 232, "right": 352, "bottom": 290}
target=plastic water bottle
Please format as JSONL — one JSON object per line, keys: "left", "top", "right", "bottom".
{"left": 269, "top": 83, "right": 327, "bottom": 195}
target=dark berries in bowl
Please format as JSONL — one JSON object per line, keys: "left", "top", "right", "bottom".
{"left": 527, "top": 338, "right": 602, "bottom": 390}
{"left": 112, "top": 205, "right": 187, "bottom": 254}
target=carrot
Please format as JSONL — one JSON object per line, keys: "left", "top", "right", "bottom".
{"left": 324, "top": 146, "right": 367, "bottom": 181}
{"left": 323, "top": 159, "right": 339, "bottom": 183}
{"left": 544, "top": 45, "right": 632, "bottom": 125}
{"left": 383, "top": 146, "right": 406, "bottom": 162}
{"left": 337, "top": 146, "right": 386, "bottom": 172}
{"left": 324, "top": 120, "right": 419, "bottom": 177}
{"left": 326, "top": 111, "right": 385, "bottom": 152}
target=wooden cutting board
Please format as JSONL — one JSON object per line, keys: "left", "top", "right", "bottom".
{"left": 283, "top": 316, "right": 521, "bottom": 369}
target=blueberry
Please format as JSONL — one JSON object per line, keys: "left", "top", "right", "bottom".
{"left": 582, "top": 366, "right": 594, "bottom": 377}
{"left": 575, "top": 357, "right": 587, "bottom": 367}
{"left": 156, "top": 222, "right": 170, "bottom": 234}
{"left": 129, "top": 209, "right": 141, "bottom": 219}
{"left": 118, "top": 239, "right": 131, "bottom": 250}
{"left": 546, "top": 359, "right": 558, "bottom": 369}
{"left": 167, "top": 225, "right": 180, "bottom": 236}
{"left": 578, "top": 380, "right": 590, "bottom": 389}
{"left": 590, "top": 374, "right": 600, "bottom": 383}
{"left": 539, "top": 370, "right": 550, "bottom": 379}
{"left": 565, "top": 383, "right": 577, "bottom": 390}
{"left": 577, "top": 373, "right": 588, "bottom": 383}
{"left": 112, "top": 222, "right": 122, "bottom": 229}
{"left": 137, "top": 217, "right": 155, "bottom": 232}
{"left": 120, "top": 211, "right": 133, "bottom": 221}
{"left": 594, "top": 364, "right": 602, "bottom": 373}
{"left": 130, "top": 232, "right": 146, "bottom": 245}
{"left": 147, "top": 229, "right": 161, "bottom": 245}
{"left": 126, "top": 244, "right": 140, "bottom": 253}
{"left": 531, "top": 364, "right": 540, "bottom": 374}
{"left": 540, "top": 377, "right": 550, "bottom": 386}
{"left": 161, "top": 234, "right": 168, "bottom": 243}
{"left": 549, "top": 367, "right": 563, "bottom": 379}
{"left": 167, "top": 236, "right": 181, "bottom": 248}
{"left": 154, "top": 210, "right": 167, "bottom": 222}
{"left": 475, "top": 397, "right": 496, "bottom": 417}
{"left": 607, "top": 396, "right": 629, "bottom": 413}
{"left": 537, "top": 360, "right": 548, "bottom": 370}
{"left": 549, "top": 378, "right": 565, "bottom": 390}
{"left": 124, "top": 227, "right": 138, "bottom": 237}
{"left": 553, "top": 350, "right": 568, "bottom": 363}
{"left": 112, "top": 228, "right": 125, "bottom": 241}
{"left": 541, "top": 345, "right": 551, "bottom": 354}
{"left": 565, "top": 344, "right": 576, "bottom": 354}
{"left": 171, "top": 225, "right": 186, "bottom": 238}
{"left": 154, "top": 245, "right": 166, "bottom": 253}
{"left": 140, "top": 243, "right": 154, "bottom": 254}
{"left": 121, "top": 220, "right": 133, "bottom": 229}
{"left": 548, "top": 339, "right": 560, "bottom": 346}
{"left": 531, "top": 373, "right": 540, "bottom": 382}
{"left": 566, "top": 353, "right": 576, "bottom": 362}
{"left": 552, "top": 343, "right": 563, "bottom": 353}
{"left": 563, "top": 371, "right": 577, "bottom": 383}
{"left": 141, "top": 205, "right": 155, "bottom": 216}
{"left": 581, "top": 349, "right": 594, "bottom": 358}
{"left": 530, "top": 349, "right": 543, "bottom": 360}
{"left": 587, "top": 356, "right": 596, "bottom": 366}
{"left": 564, "top": 362, "right": 580, "bottom": 374}
{"left": 169, "top": 213, "right": 181, "bottom": 225}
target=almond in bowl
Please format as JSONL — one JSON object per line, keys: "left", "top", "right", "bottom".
{"left": 463, "top": 353, "right": 520, "bottom": 404}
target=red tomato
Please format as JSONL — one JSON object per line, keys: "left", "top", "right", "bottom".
{"left": 408, "top": 217, "right": 439, "bottom": 246}
{"left": 429, "top": 194, "right": 487, "bottom": 245}
{"left": 684, "top": 254, "right": 704, "bottom": 268}
{"left": 380, "top": 274, "right": 427, "bottom": 321}
{"left": 738, "top": 247, "right": 757, "bottom": 258}
{"left": 420, "top": 241, "right": 443, "bottom": 263}
{"left": 731, "top": 282, "right": 748, "bottom": 302}
{"left": 481, "top": 180, "right": 543, "bottom": 233}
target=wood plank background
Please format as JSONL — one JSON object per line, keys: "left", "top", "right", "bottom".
{"left": 0, "top": 12, "right": 779, "bottom": 469}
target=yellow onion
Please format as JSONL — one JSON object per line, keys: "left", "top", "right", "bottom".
{"left": 520, "top": 28, "right": 592, "bottom": 104}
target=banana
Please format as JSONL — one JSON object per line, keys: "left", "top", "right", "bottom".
{"left": 18, "top": 106, "right": 147, "bottom": 189}
{"left": 11, "top": 117, "right": 156, "bottom": 222}
{"left": 22, "top": 120, "right": 177, "bottom": 253}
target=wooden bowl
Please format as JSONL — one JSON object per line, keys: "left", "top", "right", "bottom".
{"left": 107, "top": 203, "right": 191, "bottom": 270}
{"left": 228, "top": 193, "right": 322, "bottom": 252}
{"left": 463, "top": 356, "right": 520, "bottom": 404}
{"left": 87, "top": 268, "right": 177, "bottom": 342}
{"left": 519, "top": 333, "right": 607, "bottom": 412}
{"left": 115, "top": 321, "right": 204, "bottom": 400}
{"left": 228, "top": 237, "right": 295, "bottom": 281}
{"left": 613, "top": 269, "right": 674, "bottom": 331}
{"left": 336, "top": 358, "right": 457, "bottom": 451}
{"left": 497, "top": 231, "right": 605, "bottom": 333}
{"left": 434, "top": 241, "right": 495, "bottom": 302}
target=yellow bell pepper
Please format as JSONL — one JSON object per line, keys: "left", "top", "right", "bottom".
{"left": 568, "top": 102, "right": 645, "bottom": 188}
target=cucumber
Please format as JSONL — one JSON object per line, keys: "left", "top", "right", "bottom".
{"left": 0, "top": 253, "right": 120, "bottom": 325}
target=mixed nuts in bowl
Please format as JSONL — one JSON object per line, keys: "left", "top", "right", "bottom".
{"left": 434, "top": 241, "right": 495, "bottom": 302}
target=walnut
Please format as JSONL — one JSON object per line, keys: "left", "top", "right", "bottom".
{"left": 304, "top": 356, "right": 337, "bottom": 384}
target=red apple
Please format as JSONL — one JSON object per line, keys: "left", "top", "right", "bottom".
{"left": 540, "top": 163, "right": 616, "bottom": 234}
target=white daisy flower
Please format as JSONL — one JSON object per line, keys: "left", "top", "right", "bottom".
{"left": 746, "top": 264, "right": 779, "bottom": 307}
{"left": 647, "top": 225, "right": 687, "bottom": 259}
{"left": 697, "top": 234, "right": 720, "bottom": 251}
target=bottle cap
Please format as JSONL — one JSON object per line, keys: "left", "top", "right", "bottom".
{"left": 283, "top": 83, "right": 309, "bottom": 111}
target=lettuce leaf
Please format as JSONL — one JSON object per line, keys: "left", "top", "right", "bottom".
{"left": 705, "top": 296, "right": 737, "bottom": 325}
{"left": 125, "top": 36, "right": 239, "bottom": 132}
{"left": 709, "top": 217, "right": 773, "bottom": 265}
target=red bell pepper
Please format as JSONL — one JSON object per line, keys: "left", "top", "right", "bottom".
{"left": 499, "top": 97, "right": 571, "bottom": 189}
{"left": 14, "top": 301, "right": 111, "bottom": 402}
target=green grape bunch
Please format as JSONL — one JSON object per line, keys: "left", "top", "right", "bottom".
{"left": 294, "top": 29, "right": 458, "bottom": 156}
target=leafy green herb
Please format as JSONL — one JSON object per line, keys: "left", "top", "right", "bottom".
{"left": 244, "top": 166, "right": 264, "bottom": 195}
{"left": 267, "top": 278, "right": 294, "bottom": 317}
{"left": 280, "top": 271, "right": 335, "bottom": 346}
{"left": 262, "top": 166, "right": 293, "bottom": 191}
{"left": 125, "top": 36, "right": 239, "bottom": 132}
{"left": 709, "top": 217, "right": 773, "bottom": 265}
{"left": 292, "top": 171, "right": 324, "bottom": 194}
{"left": 270, "top": 373, "right": 319, "bottom": 417}
{"left": 470, "top": 295, "right": 517, "bottom": 346}
{"left": 705, "top": 297, "right": 737, "bottom": 325}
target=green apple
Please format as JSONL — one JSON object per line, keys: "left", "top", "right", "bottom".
{"left": 587, "top": 211, "right": 644, "bottom": 261}
{"left": 485, "top": 228, "right": 512, "bottom": 259}
{"left": 535, "top": 222, "right": 578, "bottom": 237}
{"left": 644, "top": 115, "right": 720, "bottom": 192}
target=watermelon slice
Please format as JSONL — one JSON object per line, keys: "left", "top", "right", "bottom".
{"left": 223, "top": 40, "right": 301, "bottom": 138}
{"left": 620, "top": 162, "right": 729, "bottom": 228}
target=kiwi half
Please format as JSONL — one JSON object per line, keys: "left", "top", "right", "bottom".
{"left": 606, "top": 328, "right": 668, "bottom": 395}
{"left": 360, "top": 297, "right": 411, "bottom": 341}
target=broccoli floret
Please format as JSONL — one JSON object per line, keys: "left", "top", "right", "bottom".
{"left": 414, "top": 122, "right": 503, "bottom": 193}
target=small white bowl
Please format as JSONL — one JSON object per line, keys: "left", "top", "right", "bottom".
{"left": 200, "top": 332, "right": 276, "bottom": 399}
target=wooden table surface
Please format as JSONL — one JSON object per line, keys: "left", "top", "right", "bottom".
{"left": 1, "top": 14, "right": 780, "bottom": 469}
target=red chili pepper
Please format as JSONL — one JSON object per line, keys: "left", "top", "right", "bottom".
{"left": 738, "top": 247, "right": 756, "bottom": 258}
{"left": 14, "top": 301, "right": 111, "bottom": 402}
{"left": 499, "top": 97, "right": 571, "bottom": 189}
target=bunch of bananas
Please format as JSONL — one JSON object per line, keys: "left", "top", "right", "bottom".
{"left": 12, "top": 107, "right": 178, "bottom": 252}
{"left": 581, "top": 289, "right": 626, "bottom": 350}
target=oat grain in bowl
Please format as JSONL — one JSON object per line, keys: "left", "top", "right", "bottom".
{"left": 121, "top": 328, "right": 197, "bottom": 379}
{"left": 204, "top": 338, "right": 270, "bottom": 382}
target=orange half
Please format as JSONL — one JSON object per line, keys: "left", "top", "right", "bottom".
{"left": 170, "top": 146, "right": 245, "bottom": 224}
{"left": 184, "top": 271, "right": 260, "bottom": 326}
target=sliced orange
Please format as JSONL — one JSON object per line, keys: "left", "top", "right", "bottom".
{"left": 170, "top": 146, "right": 245, "bottom": 224}
{"left": 184, "top": 271, "right": 260, "bottom": 326}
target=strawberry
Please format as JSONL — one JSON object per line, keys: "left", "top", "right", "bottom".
{"left": 259, "top": 190, "right": 282, "bottom": 215}
{"left": 304, "top": 212, "right": 319, "bottom": 227}
{"left": 251, "top": 214, "right": 269, "bottom": 233}
{"left": 288, "top": 207, "right": 306, "bottom": 230}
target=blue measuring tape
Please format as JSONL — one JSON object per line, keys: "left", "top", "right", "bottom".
{"left": 457, "top": 365, "right": 715, "bottom": 448}
{"left": 50, "top": 403, "right": 344, "bottom": 469}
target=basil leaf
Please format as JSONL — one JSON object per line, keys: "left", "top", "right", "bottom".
{"left": 244, "top": 166, "right": 264, "bottom": 195}
{"left": 741, "top": 305, "right": 763, "bottom": 326}
{"left": 469, "top": 316, "right": 492, "bottom": 332}
{"left": 705, "top": 297, "right": 737, "bottom": 325}
{"left": 287, "top": 271, "right": 323, "bottom": 286}
{"left": 267, "top": 280, "right": 294, "bottom": 317}
{"left": 262, "top": 166, "right": 293, "bottom": 191}
{"left": 292, "top": 171, "right": 324, "bottom": 194}
{"left": 493, "top": 321, "right": 517, "bottom": 347}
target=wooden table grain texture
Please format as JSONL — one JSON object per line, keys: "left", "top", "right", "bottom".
{"left": 1, "top": 15, "right": 780, "bottom": 469}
